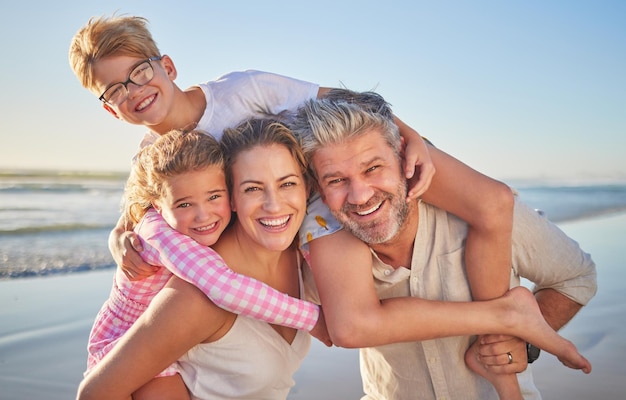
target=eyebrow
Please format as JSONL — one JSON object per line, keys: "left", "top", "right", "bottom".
{"left": 238, "top": 173, "right": 301, "bottom": 187}
{"left": 320, "top": 156, "right": 384, "bottom": 182}
{"left": 172, "top": 187, "right": 227, "bottom": 204}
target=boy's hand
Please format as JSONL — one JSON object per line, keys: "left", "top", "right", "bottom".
{"left": 108, "top": 225, "right": 158, "bottom": 281}
{"left": 401, "top": 135, "right": 435, "bottom": 201}
{"left": 394, "top": 116, "right": 435, "bottom": 200}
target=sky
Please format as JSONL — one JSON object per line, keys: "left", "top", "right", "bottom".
{"left": 0, "top": 0, "right": 624, "bottom": 183}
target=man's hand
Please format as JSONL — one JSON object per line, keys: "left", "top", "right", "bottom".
{"left": 476, "top": 334, "right": 528, "bottom": 374}
{"left": 465, "top": 336, "right": 524, "bottom": 400}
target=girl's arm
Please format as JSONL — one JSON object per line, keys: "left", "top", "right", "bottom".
{"left": 136, "top": 209, "right": 322, "bottom": 333}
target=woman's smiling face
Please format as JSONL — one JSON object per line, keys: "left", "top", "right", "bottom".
{"left": 230, "top": 143, "right": 308, "bottom": 252}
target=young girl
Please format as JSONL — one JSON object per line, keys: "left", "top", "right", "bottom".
{"left": 85, "top": 129, "right": 325, "bottom": 398}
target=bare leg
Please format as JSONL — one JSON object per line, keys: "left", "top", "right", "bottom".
{"left": 421, "top": 145, "right": 520, "bottom": 396}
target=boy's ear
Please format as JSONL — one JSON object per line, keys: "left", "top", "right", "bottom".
{"left": 160, "top": 55, "right": 178, "bottom": 81}
{"left": 102, "top": 103, "right": 120, "bottom": 119}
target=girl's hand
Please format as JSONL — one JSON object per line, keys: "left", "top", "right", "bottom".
{"left": 108, "top": 219, "right": 158, "bottom": 280}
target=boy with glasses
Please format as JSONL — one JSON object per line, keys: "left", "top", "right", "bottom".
{"left": 97, "top": 56, "right": 162, "bottom": 106}
{"left": 70, "top": 14, "right": 527, "bottom": 397}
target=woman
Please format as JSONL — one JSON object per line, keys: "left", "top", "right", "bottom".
{"left": 77, "top": 119, "right": 313, "bottom": 399}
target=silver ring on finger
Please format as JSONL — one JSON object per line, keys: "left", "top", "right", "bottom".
{"left": 507, "top": 352, "right": 513, "bottom": 364}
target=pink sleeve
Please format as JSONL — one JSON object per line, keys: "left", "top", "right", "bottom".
{"left": 135, "top": 209, "right": 319, "bottom": 332}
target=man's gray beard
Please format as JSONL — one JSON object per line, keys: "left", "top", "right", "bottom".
{"left": 333, "top": 181, "right": 409, "bottom": 245}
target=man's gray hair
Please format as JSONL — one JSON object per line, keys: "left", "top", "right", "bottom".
{"left": 292, "top": 89, "right": 401, "bottom": 179}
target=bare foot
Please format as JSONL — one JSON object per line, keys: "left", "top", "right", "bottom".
{"left": 504, "top": 287, "right": 592, "bottom": 374}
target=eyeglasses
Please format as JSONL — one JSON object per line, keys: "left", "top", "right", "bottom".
{"left": 99, "top": 56, "right": 162, "bottom": 106}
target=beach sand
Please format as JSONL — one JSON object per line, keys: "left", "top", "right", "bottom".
{"left": 0, "top": 213, "right": 624, "bottom": 399}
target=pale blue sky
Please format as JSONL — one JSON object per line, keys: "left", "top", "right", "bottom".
{"left": 1, "top": 0, "right": 624, "bottom": 183}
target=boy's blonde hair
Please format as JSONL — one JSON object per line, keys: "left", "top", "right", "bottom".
{"left": 69, "top": 14, "right": 161, "bottom": 91}
{"left": 123, "top": 130, "right": 224, "bottom": 226}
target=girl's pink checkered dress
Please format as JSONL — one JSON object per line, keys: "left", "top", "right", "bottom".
{"left": 85, "top": 208, "right": 319, "bottom": 376}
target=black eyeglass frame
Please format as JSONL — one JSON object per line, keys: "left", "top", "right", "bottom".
{"left": 98, "top": 56, "right": 163, "bottom": 105}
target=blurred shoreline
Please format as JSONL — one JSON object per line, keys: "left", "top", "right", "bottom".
{"left": 3, "top": 169, "right": 626, "bottom": 280}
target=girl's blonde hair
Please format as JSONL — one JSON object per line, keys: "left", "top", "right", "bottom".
{"left": 123, "top": 130, "right": 224, "bottom": 226}
{"left": 69, "top": 14, "right": 161, "bottom": 91}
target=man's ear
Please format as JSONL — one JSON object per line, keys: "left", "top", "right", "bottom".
{"left": 159, "top": 55, "right": 178, "bottom": 81}
{"left": 398, "top": 136, "right": 407, "bottom": 157}
{"left": 102, "top": 103, "right": 120, "bottom": 119}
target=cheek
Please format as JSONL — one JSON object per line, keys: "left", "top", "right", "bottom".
{"left": 321, "top": 189, "right": 344, "bottom": 212}
{"left": 218, "top": 201, "right": 234, "bottom": 220}
{"left": 160, "top": 208, "right": 183, "bottom": 229}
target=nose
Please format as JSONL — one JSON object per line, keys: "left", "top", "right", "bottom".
{"left": 347, "top": 178, "right": 374, "bottom": 206}
{"left": 262, "top": 188, "right": 282, "bottom": 213}
{"left": 194, "top": 204, "right": 211, "bottom": 222}
{"left": 126, "top": 78, "right": 149, "bottom": 100}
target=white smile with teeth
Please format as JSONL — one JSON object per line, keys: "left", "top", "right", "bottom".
{"left": 356, "top": 202, "right": 382, "bottom": 216}
{"left": 195, "top": 222, "right": 217, "bottom": 232}
{"left": 136, "top": 95, "right": 155, "bottom": 111}
{"left": 259, "top": 216, "right": 290, "bottom": 227}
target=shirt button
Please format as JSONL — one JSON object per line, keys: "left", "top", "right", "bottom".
{"left": 384, "top": 269, "right": 392, "bottom": 276}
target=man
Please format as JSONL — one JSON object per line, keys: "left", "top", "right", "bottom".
{"left": 293, "top": 90, "right": 597, "bottom": 399}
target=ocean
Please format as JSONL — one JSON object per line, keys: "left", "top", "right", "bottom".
{"left": 0, "top": 170, "right": 128, "bottom": 279}
{"left": 1, "top": 170, "right": 626, "bottom": 280}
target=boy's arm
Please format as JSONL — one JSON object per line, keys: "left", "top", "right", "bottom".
{"left": 136, "top": 209, "right": 328, "bottom": 337}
